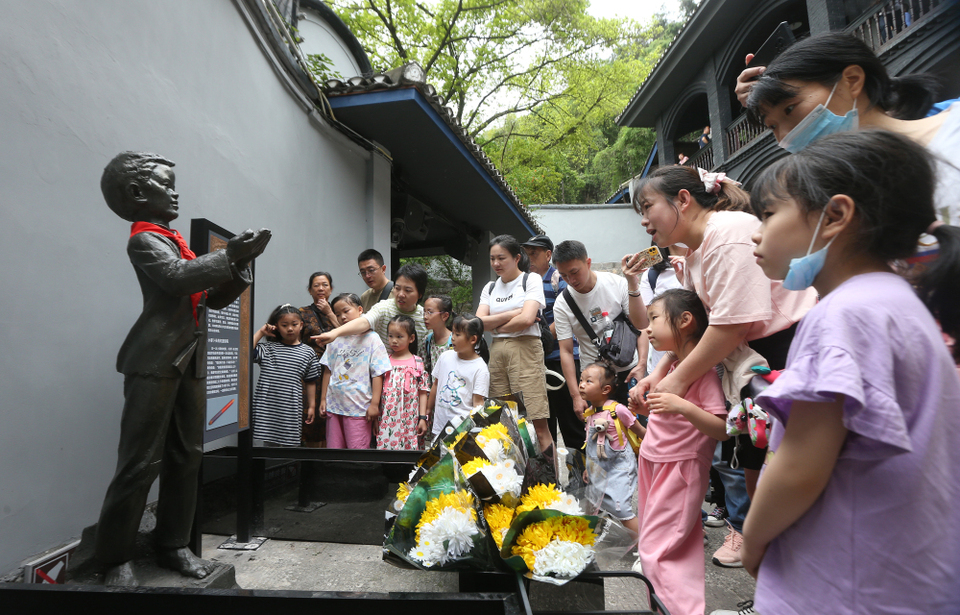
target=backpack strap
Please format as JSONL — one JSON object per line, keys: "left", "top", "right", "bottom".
{"left": 562, "top": 288, "right": 598, "bottom": 343}
{"left": 647, "top": 267, "right": 661, "bottom": 294}
{"left": 379, "top": 280, "right": 395, "bottom": 302}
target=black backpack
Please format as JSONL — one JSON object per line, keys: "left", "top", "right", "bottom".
{"left": 561, "top": 288, "right": 641, "bottom": 368}
{"left": 487, "top": 273, "right": 555, "bottom": 356}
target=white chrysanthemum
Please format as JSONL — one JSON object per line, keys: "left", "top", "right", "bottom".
{"left": 481, "top": 438, "right": 508, "bottom": 463}
{"left": 547, "top": 494, "right": 583, "bottom": 515}
{"left": 417, "top": 508, "right": 476, "bottom": 564}
{"left": 480, "top": 463, "right": 522, "bottom": 497}
{"left": 408, "top": 541, "right": 443, "bottom": 567}
{"left": 532, "top": 540, "right": 594, "bottom": 578}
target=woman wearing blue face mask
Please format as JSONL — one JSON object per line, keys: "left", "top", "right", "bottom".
{"left": 739, "top": 32, "right": 959, "bottom": 226}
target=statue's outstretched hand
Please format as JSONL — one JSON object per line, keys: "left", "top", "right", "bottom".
{"left": 228, "top": 228, "right": 272, "bottom": 268}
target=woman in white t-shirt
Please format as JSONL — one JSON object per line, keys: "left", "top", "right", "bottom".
{"left": 476, "top": 234, "right": 552, "bottom": 453}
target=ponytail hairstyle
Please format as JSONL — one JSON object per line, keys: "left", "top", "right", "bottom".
{"left": 747, "top": 32, "right": 938, "bottom": 121}
{"left": 388, "top": 314, "right": 418, "bottom": 355}
{"left": 650, "top": 289, "right": 709, "bottom": 351}
{"left": 265, "top": 304, "right": 304, "bottom": 342}
{"left": 451, "top": 313, "right": 490, "bottom": 363}
{"left": 330, "top": 292, "right": 362, "bottom": 311}
{"left": 632, "top": 165, "right": 751, "bottom": 218}
{"left": 490, "top": 234, "right": 530, "bottom": 273}
{"left": 752, "top": 129, "right": 960, "bottom": 359}
{"left": 587, "top": 361, "right": 619, "bottom": 398}
{"left": 425, "top": 294, "right": 454, "bottom": 326}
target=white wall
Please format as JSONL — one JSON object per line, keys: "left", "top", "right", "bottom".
{"left": 298, "top": 9, "right": 364, "bottom": 80}
{"left": 532, "top": 204, "right": 652, "bottom": 265}
{"left": 0, "top": 0, "right": 390, "bottom": 573}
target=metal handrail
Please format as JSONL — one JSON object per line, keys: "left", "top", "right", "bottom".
{"left": 683, "top": 143, "right": 714, "bottom": 170}
{"left": 724, "top": 112, "right": 766, "bottom": 159}
{"left": 847, "top": 0, "right": 945, "bottom": 53}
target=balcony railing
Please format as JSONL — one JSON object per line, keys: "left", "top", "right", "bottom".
{"left": 683, "top": 143, "right": 715, "bottom": 170}
{"left": 847, "top": 0, "right": 945, "bottom": 53}
{"left": 725, "top": 112, "right": 767, "bottom": 159}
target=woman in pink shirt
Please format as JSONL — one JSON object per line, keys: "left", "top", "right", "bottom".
{"left": 627, "top": 165, "right": 817, "bottom": 542}
{"left": 635, "top": 289, "right": 728, "bottom": 615}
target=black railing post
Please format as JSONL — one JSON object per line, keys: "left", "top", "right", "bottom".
{"left": 236, "top": 429, "right": 253, "bottom": 542}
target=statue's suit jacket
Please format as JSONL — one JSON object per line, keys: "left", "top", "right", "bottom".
{"left": 116, "top": 231, "right": 252, "bottom": 378}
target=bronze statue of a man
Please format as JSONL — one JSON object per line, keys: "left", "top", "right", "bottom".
{"left": 95, "top": 152, "right": 271, "bottom": 586}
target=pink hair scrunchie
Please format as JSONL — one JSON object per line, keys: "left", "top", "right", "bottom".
{"left": 697, "top": 167, "right": 741, "bottom": 194}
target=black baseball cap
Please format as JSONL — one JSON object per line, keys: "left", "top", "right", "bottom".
{"left": 521, "top": 234, "right": 553, "bottom": 251}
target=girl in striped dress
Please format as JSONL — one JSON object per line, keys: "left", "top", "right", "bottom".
{"left": 252, "top": 304, "right": 321, "bottom": 446}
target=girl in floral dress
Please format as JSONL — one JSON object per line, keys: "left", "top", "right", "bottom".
{"left": 377, "top": 315, "right": 431, "bottom": 450}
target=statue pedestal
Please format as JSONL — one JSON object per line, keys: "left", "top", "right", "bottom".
{"left": 68, "top": 507, "right": 238, "bottom": 590}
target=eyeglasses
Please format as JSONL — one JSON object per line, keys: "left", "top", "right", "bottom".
{"left": 358, "top": 267, "right": 381, "bottom": 277}
{"left": 423, "top": 310, "right": 438, "bottom": 316}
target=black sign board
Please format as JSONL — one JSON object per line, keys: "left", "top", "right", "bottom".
{"left": 191, "top": 219, "right": 254, "bottom": 443}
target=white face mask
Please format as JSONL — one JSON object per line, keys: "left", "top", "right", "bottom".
{"left": 778, "top": 82, "right": 859, "bottom": 154}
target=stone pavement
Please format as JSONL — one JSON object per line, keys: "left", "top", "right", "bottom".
{"left": 200, "top": 519, "right": 756, "bottom": 613}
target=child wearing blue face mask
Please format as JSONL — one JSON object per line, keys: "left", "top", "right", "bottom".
{"left": 745, "top": 130, "right": 960, "bottom": 614}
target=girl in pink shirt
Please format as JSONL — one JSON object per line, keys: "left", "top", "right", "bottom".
{"left": 635, "top": 289, "right": 728, "bottom": 615}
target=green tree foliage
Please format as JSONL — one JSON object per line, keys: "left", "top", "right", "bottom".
{"left": 482, "top": 13, "right": 682, "bottom": 204}
{"left": 331, "top": 1, "right": 685, "bottom": 205}
{"left": 330, "top": 0, "right": 628, "bottom": 138}
{"left": 401, "top": 255, "right": 475, "bottom": 313}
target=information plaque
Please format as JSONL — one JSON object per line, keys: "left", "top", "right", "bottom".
{"left": 191, "top": 219, "right": 254, "bottom": 443}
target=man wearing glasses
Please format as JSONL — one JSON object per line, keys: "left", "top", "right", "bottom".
{"left": 357, "top": 248, "right": 395, "bottom": 312}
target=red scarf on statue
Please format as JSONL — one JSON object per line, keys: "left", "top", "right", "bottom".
{"left": 130, "top": 221, "right": 206, "bottom": 325}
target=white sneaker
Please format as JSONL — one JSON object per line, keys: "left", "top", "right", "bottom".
{"left": 705, "top": 506, "right": 728, "bottom": 527}
{"left": 631, "top": 558, "right": 643, "bottom": 575}
{"left": 709, "top": 599, "right": 755, "bottom": 615}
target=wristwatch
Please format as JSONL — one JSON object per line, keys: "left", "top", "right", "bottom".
{"left": 418, "top": 415, "right": 429, "bottom": 422}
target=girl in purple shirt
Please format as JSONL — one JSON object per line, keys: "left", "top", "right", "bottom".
{"left": 746, "top": 130, "right": 960, "bottom": 614}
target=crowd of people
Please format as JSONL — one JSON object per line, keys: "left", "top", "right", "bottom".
{"left": 246, "top": 32, "right": 959, "bottom": 615}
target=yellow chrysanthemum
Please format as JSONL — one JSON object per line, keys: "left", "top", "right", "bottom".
{"left": 510, "top": 515, "right": 596, "bottom": 570}
{"left": 462, "top": 457, "right": 491, "bottom": 476}
{"left": 515, "top": 520, "right": 553, "bottom": 552}
{"left": 478, "top": 423, "right": 510, "bottom": 443}
{"left": 484, "top": 503, "right": 515, "bottom": 549}
{"left": 515, "top": 483, "right": 561, "bottom": 514}
{"left": 396, "top": 482, "right": 411, "bottom": 503}
{"left": 415, "top": 490, "right": 477, "bottom": 543}
{"left": 555, "top": 516, "right": 596, "bottom": 546}
{"left": 451, "top": 430, "right": 467, "bottom": 448}
{"left": 513, "top": 545, "right": 537, "bottom": 571}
